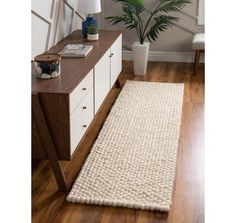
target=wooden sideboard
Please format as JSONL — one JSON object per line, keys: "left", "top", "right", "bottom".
{"left": 32, "top": 30, "right": 122, "bottom": 190}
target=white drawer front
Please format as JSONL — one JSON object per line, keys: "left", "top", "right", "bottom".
{"left": 70, "top": 87, "right": 94, "bottom": 155}
{"left": 70, "top": 69, "right": 93, "bottom": 114}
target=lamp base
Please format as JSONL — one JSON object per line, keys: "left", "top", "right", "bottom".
{"left": 82, "top": 16, "right": 98, "bottom": 37}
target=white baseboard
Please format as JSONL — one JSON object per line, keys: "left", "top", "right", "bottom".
{"left": 122, "top": 50, "right": 204, "bottom": 63}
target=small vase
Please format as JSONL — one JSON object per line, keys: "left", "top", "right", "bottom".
{"left": 132, "top": 42, "right": 150, "bottom": 75}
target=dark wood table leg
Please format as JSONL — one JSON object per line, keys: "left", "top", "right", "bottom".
{"left": 32, "top": 94, "right": 67, "bottom": 192}
{"left": 194, "top": 49, "right": 204, "bottom": 75}
{"left": 194, "top": 49, "right": 201, "bottom": 75}
{"left": 49, "top": 160, "right": 67, "bottom": 192}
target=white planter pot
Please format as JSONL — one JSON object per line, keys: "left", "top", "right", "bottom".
{"left": 87, "top": 33, "right": 99, "bottom": 41}
{"left": 132, "top": 42, "right": 150, "bottom": 75}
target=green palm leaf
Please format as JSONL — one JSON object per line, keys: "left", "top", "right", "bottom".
{"left": 146, "top": 15, "right": 179, "bottom": 42}
{"left": 157, "top": 0, "right": 191, "bottom": 13}
{"left": 106, "top": 12, "right": 138, "bottom": 30}
{"left": 115, "top": 0, "right": 144, "bottom": 14}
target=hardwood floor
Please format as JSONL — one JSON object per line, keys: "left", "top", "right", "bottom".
{"left": 32, "top": 61, "right": 204, "bottom": 223}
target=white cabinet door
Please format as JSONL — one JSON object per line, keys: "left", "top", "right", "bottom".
{"left": 94, "top": 49, "right": 111, "bottom": 113}
{"left": 110, "top": 34, "right": 122, "bottom": 88}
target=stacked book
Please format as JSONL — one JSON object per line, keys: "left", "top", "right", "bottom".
{"left": 59, "top": 44, "right": 93, "bottom": 57}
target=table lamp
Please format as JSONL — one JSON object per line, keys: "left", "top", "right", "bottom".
{"left": 78, "top": 0, "right": 101, "bottom": 37}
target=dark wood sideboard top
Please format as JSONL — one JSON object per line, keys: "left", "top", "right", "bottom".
{"left": 32, "top": 30, "right": 121, "bottom": 94}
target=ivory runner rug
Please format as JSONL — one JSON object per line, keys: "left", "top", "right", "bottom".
{"left": 67, "top": 81, "right": 184, "bottom": 211}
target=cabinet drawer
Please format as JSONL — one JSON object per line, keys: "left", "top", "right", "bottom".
{"left": 70, "top": 69, "right": 93, "bottom": 114}
{"left": 70, "top": 87, "right": 94, "bottom": 155}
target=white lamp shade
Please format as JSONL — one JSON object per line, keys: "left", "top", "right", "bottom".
{"left": 77, "top": 0, "right": 101, "bottom": 14}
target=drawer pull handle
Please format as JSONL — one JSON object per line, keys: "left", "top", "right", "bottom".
{"left": 82, "top": 87, "right": 87, "bottom": 91}
{"left": 83, "top": 125, "right": 87, "bottom": 128}
{"left": 82, "top": 106, "right": 87, "bottom": 109}
{"left": 109, "top": 53, "right": 114, "bottom": 57}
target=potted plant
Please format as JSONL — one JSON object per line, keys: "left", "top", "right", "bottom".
{"left": 106, "top": 0, "right": 190, "bottom": 75}
{"left": 87, "top": 24, "right": 99, "bottom": 41}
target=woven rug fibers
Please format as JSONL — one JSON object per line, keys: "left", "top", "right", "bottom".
{"left": 67, "top": 81, "right": 184, "bottom": 211}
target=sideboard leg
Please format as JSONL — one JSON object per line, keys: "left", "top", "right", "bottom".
{"left": 49, "top": 160, "right": 68, "bottom": 192}
{"left": 115, "top": 77, "right": 121, "bottom": 88}
{"left": 32, "top": 93, "right": 68, "bottom": 192}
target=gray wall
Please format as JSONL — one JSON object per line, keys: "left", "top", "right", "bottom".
{"left": 101, "top": 0, "right": 204, "bottom": 52}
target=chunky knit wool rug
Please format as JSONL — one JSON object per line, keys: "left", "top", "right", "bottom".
{"left": 67, "top": 81, "right": 184, "bottom": 211}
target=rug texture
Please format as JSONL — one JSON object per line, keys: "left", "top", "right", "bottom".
{"left": 67, "top": 81, "right": 184, "bottom": 211}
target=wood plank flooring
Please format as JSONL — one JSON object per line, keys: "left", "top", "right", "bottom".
{"left": 32, "top": 61, "right": 204, "bottom": 223}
